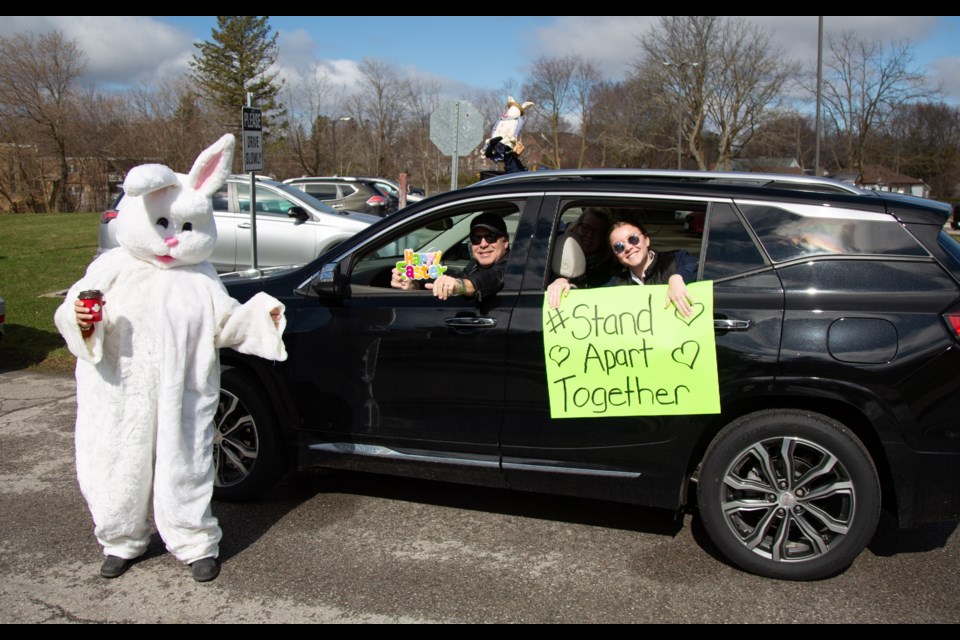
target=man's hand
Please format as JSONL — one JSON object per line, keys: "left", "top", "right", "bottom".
{"left": 390, "top": 268, "right": 419, "bottom": 291}
{"left": 425, "top": 274, "right": 462, "bottom": 300}
{"left": 270, "top": 307, "right": 283, "bottom": 329}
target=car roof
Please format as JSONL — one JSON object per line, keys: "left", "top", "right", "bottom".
{"left": 284, "top": 176, "right": 377, "bottom": 184}
{"left": 471, "top": 168, "right": 866, "bottom": 195}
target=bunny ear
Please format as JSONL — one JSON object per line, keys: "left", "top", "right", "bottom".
{"left": 188, "top": 134, "right": 236, "bottom": 197}
{"left": 124, "top": 164, "right": 179, "bottom": 197}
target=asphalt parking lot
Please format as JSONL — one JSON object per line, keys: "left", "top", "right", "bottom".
{"left": 1, "top": 368, "right": 958, "bottom": 623}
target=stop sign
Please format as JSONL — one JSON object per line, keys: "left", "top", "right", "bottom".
{"left": 430, "top": 100, "right": 483, "bottom": 157}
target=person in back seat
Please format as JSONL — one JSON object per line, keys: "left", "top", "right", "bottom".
{"left": 546, "top": 208, "right": 615, "bottom": 309}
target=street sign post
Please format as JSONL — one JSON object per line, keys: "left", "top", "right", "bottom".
{"left": 242, "top": 107, "right": 263, "bottom": 172}
{"left": 429, "top": 100, "right": 483, "bottom": 190}
{"left": 241, "top": 106, "right": 263, "bottom": 273}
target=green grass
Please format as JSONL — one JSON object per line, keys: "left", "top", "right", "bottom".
{"left": 0, "top": 212, "right": 101, "bottom": 373}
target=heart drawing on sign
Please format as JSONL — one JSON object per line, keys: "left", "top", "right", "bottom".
{"left": 674, "top": 302, "right": 705, "bottom": 326}
{"left": 671, "top": 341, "right": 700, "bottom": 369}
{"left": 548, "top": 345, "right": 570, "bottom": 367}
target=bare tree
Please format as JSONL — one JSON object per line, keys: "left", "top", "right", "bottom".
{"left": 820, "top": 32, "right": 931, "bottom": 174}
{"left": 876, "top": 101, "right": 960, "bottom": 198}
{"left": 639, "top": 16, "right": 712, "bottom": 169}
{"left": 398, "top": 76, "right": 444, "bottom": 192}
{"left": 638, "top": 16, "right": 798, "bottom": 170}
{"left": 347, "top": 58, "right": 409, "bottom": 177}
{"left": 523, "top": 55, "right": 578, "bottom": 168}
{"left": 740, "top": 112, "right": 818, "bottom": 171}
{"left": 572, "top": 60, "right": 602, "bottom": 168}
{"left": 589, "top": 78, "right": 672, "bottom": 168}
{"left": 0, "top": 30, "right": 86, "bottom": 211}
{"left": 284, "top": 65, "right": 339, "bottom": 176}
{"left": 125, "top": 77, "right": 219, "bottom": 169}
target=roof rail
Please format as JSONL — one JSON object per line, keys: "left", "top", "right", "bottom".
{"left": 471, "top": 168, "right": 864, "bottom": 195}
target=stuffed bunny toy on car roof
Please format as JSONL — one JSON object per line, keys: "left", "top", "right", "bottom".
{"left": 482, "top": 96, "right": 534, "bottom": 174}
{"left": 54, "top": 133, "right": 287, "bottom": 582}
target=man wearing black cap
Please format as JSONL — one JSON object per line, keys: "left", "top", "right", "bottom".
{"left": 391, "top": 212, "right": 509, "bottom": 301}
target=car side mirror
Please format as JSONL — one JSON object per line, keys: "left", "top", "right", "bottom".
{"left": 308, "top": 261, "right": 343, "bottom": 297}
{"left": 287, "top": 206, "right": 310, "bottom": 222}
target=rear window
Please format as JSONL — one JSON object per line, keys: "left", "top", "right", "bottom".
{"left": 300, "top": 184, "right": 338, "bottom": 200}
{"left": 738, "top": 202, "right": 928, "bottom": 262}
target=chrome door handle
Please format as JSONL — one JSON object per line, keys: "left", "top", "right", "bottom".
{"left": 238, "top": 223, "right": 252, "bottom": 229}
{"left": 714, "top": 319, "right": 751, "bottom": 331}
{"left": 443, "top": 317, "right": 497, "bottom": 328}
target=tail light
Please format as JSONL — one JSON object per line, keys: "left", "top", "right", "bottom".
{"left": 100, "top": 210, "right": 119, "bottom": 224}
{"left": 366, "top": 195, "right": 387, "bottom": 207}
{"left": 946, "top": 312, "right": 960, "bottom": 340}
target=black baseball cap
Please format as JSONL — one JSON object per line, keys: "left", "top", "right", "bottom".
{"left": 470, "top": 212, "right": 507, "bottom": 237}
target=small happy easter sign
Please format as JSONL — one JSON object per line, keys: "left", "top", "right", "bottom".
{"left": 397, "top": 248, "right": 448, "bottom": 280}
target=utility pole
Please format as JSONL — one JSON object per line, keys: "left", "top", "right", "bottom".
{"left": 331, "top": 116, "right": 352, "bottom": 175}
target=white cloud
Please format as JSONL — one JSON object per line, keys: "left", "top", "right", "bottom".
{"left": 526, "top": 16, "right": 944, "bottom": 83}
{"left": 276, "top": 28, "right": 318, "bottom": 73}
{"left": 0, "top": 16, "right": 195, "bottom": 86}
{"left": 931, "top": 56, "right": 960, "bottom": 101}
{"left": 528, "top": 16, "right": 658, "bottom": 79}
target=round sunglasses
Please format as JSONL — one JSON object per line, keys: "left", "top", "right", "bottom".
{"left": 612, "top": 233, "right": 643, "bottom": 255}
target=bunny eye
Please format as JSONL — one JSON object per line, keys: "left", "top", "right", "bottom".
{"left": 181, "top": 222, "right": 193, "bottom": 232}
{"left": 156, "top": 217, "right": 169, "bottom": 229}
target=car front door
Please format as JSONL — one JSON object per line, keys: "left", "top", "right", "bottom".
{"left": 286, "top": 195, "right": 539, "bottom": 486}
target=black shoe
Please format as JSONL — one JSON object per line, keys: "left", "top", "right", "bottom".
{"left": 100, "top": 555, "right": 131, "bottom": 579}
{"left": 191, "top": 557, "right": 220, "bottom": 583}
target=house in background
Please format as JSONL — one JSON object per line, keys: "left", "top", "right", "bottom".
{"left": 830, "top": 164, "right": 930, "bottom": 199}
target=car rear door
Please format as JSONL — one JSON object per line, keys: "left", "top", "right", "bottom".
{"left": 233, "top": 183, "right": 319, "bottom": 269}
{"left": 499, "top": 193, "right": 785, "bottom": 511}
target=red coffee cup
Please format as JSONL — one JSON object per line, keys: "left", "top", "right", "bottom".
{"left": 78, "top": 290, "right": 104, "bottom": 322}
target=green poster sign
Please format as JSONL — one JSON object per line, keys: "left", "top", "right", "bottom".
{"left": 542, "top": 282, "right": 720, "bottom": 419}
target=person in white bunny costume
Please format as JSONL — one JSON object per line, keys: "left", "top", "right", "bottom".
{"left": 55, "top": 134, "right": 287, "bottom": 582}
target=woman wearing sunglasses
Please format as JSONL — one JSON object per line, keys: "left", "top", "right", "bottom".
{"left": 608, "top": 221, "right": 698, "bottom": 318}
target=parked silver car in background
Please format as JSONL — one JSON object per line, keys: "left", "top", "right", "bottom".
{"left": 98, "top": 175, "right": 378, "bottom": 273}
{"left": 365, "top": 177, "right": 425, "bottom": 206}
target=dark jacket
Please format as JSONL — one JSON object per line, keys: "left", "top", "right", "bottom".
{"left": 454, "top": 253, "right": 509, "bottom": 301}
{"left": 610, "top": 250, "right": 697, "bottom": 286}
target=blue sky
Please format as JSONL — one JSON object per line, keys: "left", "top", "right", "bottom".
{"left": 3, "top": 16, "right": 959, "bottom": 104}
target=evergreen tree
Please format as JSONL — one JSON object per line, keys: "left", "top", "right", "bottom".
{"left": 189, "top": 16, "right": 286, "bottom": 140}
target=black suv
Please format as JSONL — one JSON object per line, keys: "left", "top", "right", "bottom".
{"left": 217, "top": 169, "right": 960, "bottom": 580}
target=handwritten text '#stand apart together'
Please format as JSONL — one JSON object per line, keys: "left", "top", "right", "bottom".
{"left": 542, "top": 282, "right": 720, "bottom": 419}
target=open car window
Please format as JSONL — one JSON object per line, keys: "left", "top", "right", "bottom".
{"left": 547, "top": 199, "right": 706, "bottom": 289}
{"left": 348, "top": 202, "right": 522, "bottom": 294}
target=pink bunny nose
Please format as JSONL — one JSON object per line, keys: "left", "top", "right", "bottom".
{"left": 164, "top": 237, "right": 179, "bottom": 247}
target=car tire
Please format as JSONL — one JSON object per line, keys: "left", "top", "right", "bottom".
{"left": 697, "top": 409, "right": 880, "bottom": 580}
{"left": 213, "top": 368, "right": 286, "bottom": 502}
